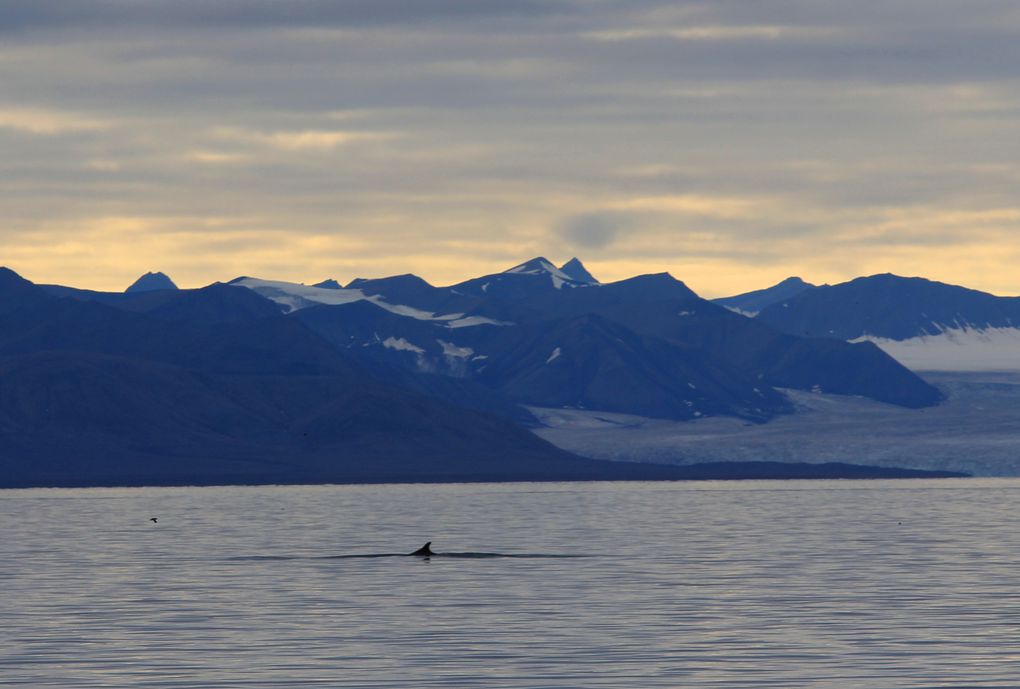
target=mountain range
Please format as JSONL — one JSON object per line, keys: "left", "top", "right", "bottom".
{"left": 1, "top": 259, "right": 977, "bottom": 487}
{"left": 231, "top": 258, "right": 939, "bottom": 414}
{"left": 719, "top": 273, "right": 1020, "bottom": 372}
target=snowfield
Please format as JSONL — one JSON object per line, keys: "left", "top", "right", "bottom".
{"left": 232, "top": 277, "right": 510, "bottom": 327}
{"left": 532, "top": 372, "right": 1020, "bottom": 476}
{"left": 233, "top": 277, "right": 435, "bottom": 317}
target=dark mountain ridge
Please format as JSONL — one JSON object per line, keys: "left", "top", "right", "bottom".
{"left": 757, "top": 273, "right": 1020, "bottom": 341}
{"left": 714, "top": 276, "right": 815, "bottom": 315}
{"left": 125, "top": 271, "right": 178, "bottom": 293}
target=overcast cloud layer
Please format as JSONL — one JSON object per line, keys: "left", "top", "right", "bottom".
{"left": 2, "top": 0, "right": 1019, "bottom": 295}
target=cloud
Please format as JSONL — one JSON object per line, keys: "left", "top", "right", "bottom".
{"left": 0, "top": 0, "right": 563, "bottom": 33}
{"left": 557, "top": 211, "right": 628, "bottom": 249}
{"left": 2, "top": 0, "right": 1020, "bottom": 296}
{"left": 586, "top": 25, "right": 836, "bottom": 42}
{"left": 611, "top": 194, "right": 778, "bottom": 220}
{"left": 212, "top": 126, "right": 397, "bottom": 151}
{"left": 0, "top": 107, "right": 109, "bottom": 134}
{"left": 184, "top": 150, "right": 248, "bottom": 164}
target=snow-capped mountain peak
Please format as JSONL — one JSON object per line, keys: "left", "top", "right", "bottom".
{"left": 505, "top": 256, "right": 565, "bottom": 276}
{"left": 503, "top": 256, "right": 594, "bottom": 290}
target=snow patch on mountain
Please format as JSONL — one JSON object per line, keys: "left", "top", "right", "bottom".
{"left": 446, "top": 315, "right": 514, "bottom": 328}
{"left": 382, "top": 337, "right": 425, "bottom": 354}
{"left": 504, "top": 257, "right": 577, "bottom": 290}
{"left": 854, "top": 327, "right": 1020, "bottom": 372}
{"left": 234, "top": 277, "right": 517, "bottom": 329}
{"left": 234, "top": 277, "right": 375, "bottom": 311}
{"left": 384, "top": 302, "right": 446, "bottom": 320}
{"left": 439, "top": 340, "right": 474, "bottom": 358}
{"left": 233, "top": 277, "right": 494, "bottom": 326}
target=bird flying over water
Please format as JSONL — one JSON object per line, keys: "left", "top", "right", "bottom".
{"left": 149, "top": 517, "right": 158, "bottom": 523}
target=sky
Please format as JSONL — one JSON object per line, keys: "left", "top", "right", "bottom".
{"left": 2, "top": 0, "right": 1019, "bottom": 298}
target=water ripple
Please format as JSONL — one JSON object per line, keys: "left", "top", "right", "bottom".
{"left": 3, "top": 479, "right": 1020, "bottom": 687}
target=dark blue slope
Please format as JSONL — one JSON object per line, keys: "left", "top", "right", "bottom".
{"left": 293, "top": 273, "right": 786, "bottom": 421}
{"left": 476, "top": 313, "right": 790, "bottom": 421}
{"left": 293, "top": 299, "right": 530, "bottom": 421}
{"left": 564, "top": 297, "right": 942, "bottom": 409}
{"left": 0, "top": 268, "right": 639, "bottom": 487}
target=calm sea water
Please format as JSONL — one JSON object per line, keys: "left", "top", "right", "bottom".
{"left": 3, "top": 479, "right": 1020, "bottom": 688}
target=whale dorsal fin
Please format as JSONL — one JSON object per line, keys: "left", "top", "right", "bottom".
{"left": 411, "top": 541, "right": 433, "bottom": 556}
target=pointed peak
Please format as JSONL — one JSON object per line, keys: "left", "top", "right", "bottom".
{"left": 125, "top": 271, "right": 178, "bottom": 293}
{"left": 559, "top": 257, "right": 599, "bottom": 285}
{"left": 313, "top": 279, "right": 342, "bottom": 290}
{"left": 504, "top": 256, "right": 561, "bottom": 275}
